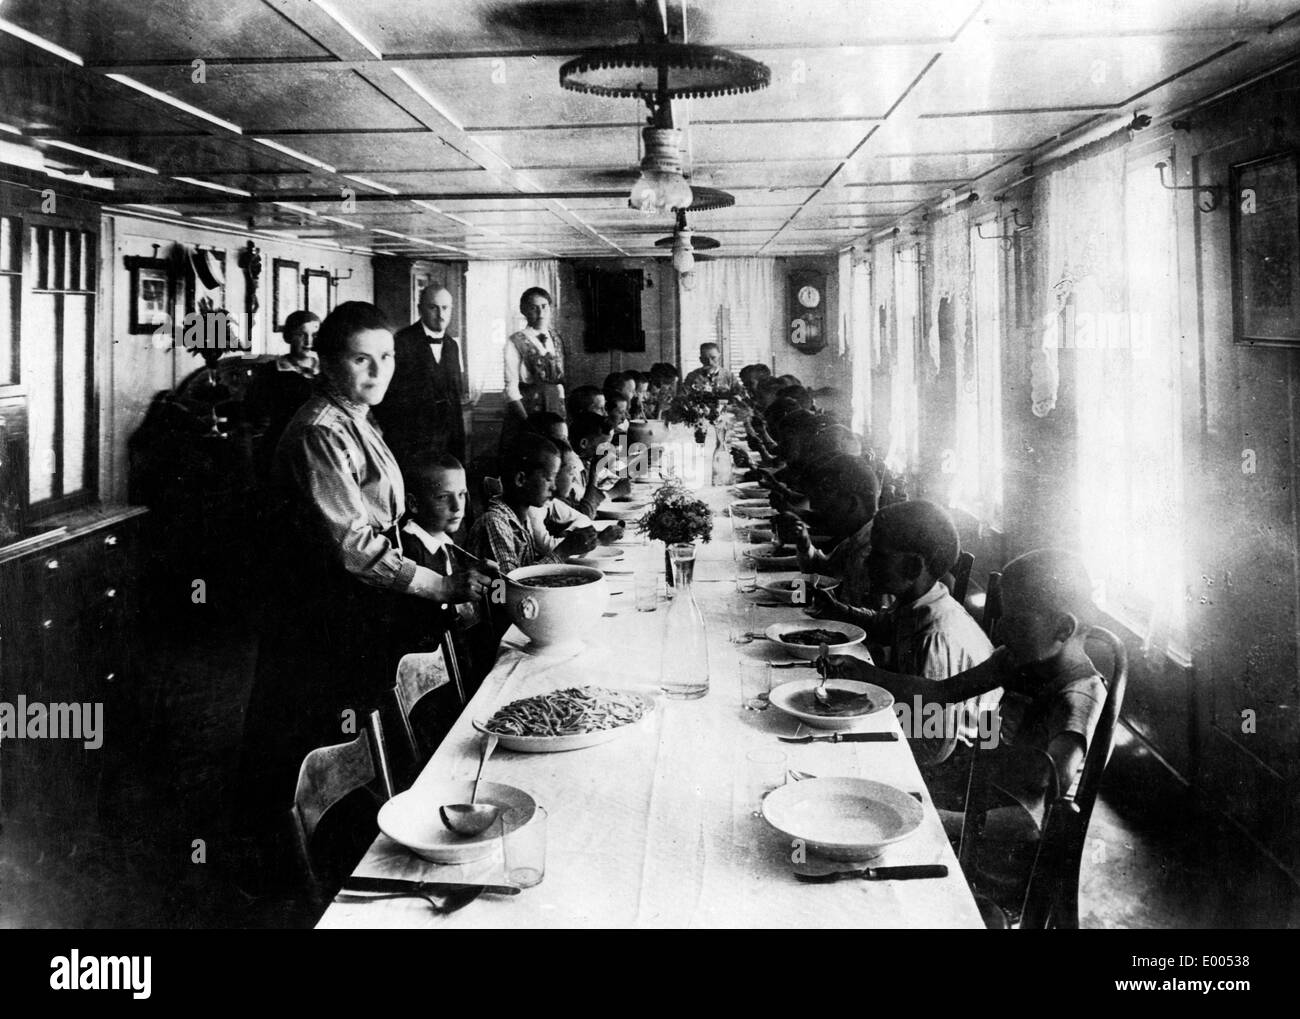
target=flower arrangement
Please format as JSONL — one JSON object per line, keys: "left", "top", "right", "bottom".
{"left": 636, "top": 478, "right": 713, "bottom": 546}
{"left": 664, "top": 389, "right": 725, "bottom": 435}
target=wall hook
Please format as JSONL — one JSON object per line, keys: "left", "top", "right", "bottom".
{"left": 1155, "top": 161, "right": 1221, "bottom": 212}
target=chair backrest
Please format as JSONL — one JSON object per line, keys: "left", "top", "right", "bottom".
{"left": 387, "top": 644, "right": 460, "bottom": 790}
{"left": 1019, "top": 625, "right": 1128, "bottom": 929}
{"left": 981, "top": 571, "right": 1003, "bottom": 637}
{"left": 289, "top": 714, "right": 389, "bottom": 901}
{"left": 950, "top": 551, "right": 975, "bottom": 607}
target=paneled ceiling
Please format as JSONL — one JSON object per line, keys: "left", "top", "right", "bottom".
{"left": 2, "top": 0, "right": 1299, "bottom": 259}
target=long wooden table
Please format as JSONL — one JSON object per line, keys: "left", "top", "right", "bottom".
{"left": 317, "top": 484, "right": 983, "bottom": 929}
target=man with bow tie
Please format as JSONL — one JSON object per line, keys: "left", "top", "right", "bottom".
{"left": 375, "top": 284, "right": 467, "bottom": 467}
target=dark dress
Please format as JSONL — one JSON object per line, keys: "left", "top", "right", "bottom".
{"left": 372, "top": 323, "right": 466, "bottom": 468}
{"left": 243, "top": 358, "right": 316, "bottom": 487}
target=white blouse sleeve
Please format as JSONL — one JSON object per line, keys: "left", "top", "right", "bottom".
{"left": 503, "top": 334, "right": 524, "bottom": 403}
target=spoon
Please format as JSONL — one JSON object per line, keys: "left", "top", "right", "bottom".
{"left": 440, "top": 733, "right": 500, "bottom": 836}
{"left": 814, "top": 643, "right": 831, "bottom": 705}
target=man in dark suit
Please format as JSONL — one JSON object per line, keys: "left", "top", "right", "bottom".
{"left": 375, "top": 285, "right": 466, "bottom": 467}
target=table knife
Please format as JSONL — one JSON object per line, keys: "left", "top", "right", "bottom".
{"left": 777, "top": 731, "right": 899, "bottom": 744}
{"left": 341, "top": 876, "right": 520, "bottom": 896}
{"left": 795, "top": 864, "right": 948, "bottom": 883}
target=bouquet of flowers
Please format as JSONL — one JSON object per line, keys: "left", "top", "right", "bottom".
{"left": 664, "top": 389, "right": 725, "bottom": 436}
{"left": 636, "top": 478, "right": 713, "bottom": 545}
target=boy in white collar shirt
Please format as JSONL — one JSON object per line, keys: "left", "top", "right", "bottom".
{"left": 401, "top": 452, "right": 494, "bottom": 618}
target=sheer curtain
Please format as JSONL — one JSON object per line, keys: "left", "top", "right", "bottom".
{"left": 464, "top": 259, "right": 560, "bottom": 400}
{"left": 678, "top": 257, "right": 778, "bottom": 372}
{"left": 1041, "top": 143, "right": 1184, "bottom": 648}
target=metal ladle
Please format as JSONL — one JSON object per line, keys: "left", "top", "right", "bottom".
{"left": 440, "top": 733, "right": 500, "bottom": 836}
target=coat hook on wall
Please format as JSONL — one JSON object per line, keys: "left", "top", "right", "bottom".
{"left": 328, "top": 267, "right": 355, "bottom": 289}
{"left": 1155, "top": 161, "right": 1221, "bottom": 212}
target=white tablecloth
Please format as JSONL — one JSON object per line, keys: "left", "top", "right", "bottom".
{"left": 317, "top": 486, "right": 983, "bottom": 929}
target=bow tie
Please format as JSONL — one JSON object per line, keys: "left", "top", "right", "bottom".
{"left": 426, "top": 335, "right": 445, "bottom": 345}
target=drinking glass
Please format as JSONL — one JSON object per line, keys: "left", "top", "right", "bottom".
{"left": 740, "top": 660, "right": 771, "bottom": 711}
{"left": 735, "top": 555, "right": 757, "bottom": 594}
{"left": 745, "top": 748, "right": 788, "bottom": 815}
{"left": 502, "top": 805, "right": 548, "bottom": 889}
{"left": 729, "top": 602, "right": 756, "bottom": 645}
{"left": 634, "top": 572, "right": 659, "bottom": 612}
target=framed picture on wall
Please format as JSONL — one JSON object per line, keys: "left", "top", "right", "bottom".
{"left": 272, "top": 258, "right": 300, "bottom": 331}
{"left": 125, "top": 254, "right": 172, "bottom": 334}
{"left": 1230, "top": 151, "right": 1300, "bottom": 346}
{"left": 303, "top": 267, "right": 331, "bottom": 320}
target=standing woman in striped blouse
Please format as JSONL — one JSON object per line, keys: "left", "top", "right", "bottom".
{"left": 237, "top": 301, "right": 490, "bottom": 862}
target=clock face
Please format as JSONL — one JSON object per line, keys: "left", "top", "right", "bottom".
{"left": 797, "top": 285, "right": 821, "bottom": 309}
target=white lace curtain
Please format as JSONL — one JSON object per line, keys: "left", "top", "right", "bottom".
{"left": 464, "top": 259, "right": 560, "bottom": 399}
{"left": 678, "top": 257, "right": 779, "bottom": 372}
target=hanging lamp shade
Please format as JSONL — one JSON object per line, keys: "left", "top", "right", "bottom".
{"left": 684, "top": 186, "right": 735, "bottom": 212}
{"left": 559, "top": 43, "right": 770, "bottom": 101}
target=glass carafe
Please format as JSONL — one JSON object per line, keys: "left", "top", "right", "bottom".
{"left": 660, "top": 543, "right": 710, "bottom": 699}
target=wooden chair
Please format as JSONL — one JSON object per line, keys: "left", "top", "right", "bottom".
{"left": 385, "top": 641, "right": 465, "bottom": 790}
{"left": 950, "top": 551, "right": 975, "bottom": 606}
{"left": 981, "top": 571, "right": 1003, "bottom": 638}
{"left": 958, "top": 625, "right": 1128, "bottom": 929}
{"left": 289, "top": 712, "right": 390, "bottom": 907}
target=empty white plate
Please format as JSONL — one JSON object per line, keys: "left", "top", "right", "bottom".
{"left": 762, "top": 777, "right": 923, "bottom": 861}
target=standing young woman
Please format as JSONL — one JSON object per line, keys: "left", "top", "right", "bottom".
{"left": 501, "top": 286, "right": 567, "bottom": 452}
{"left": 237, "top": 301, "right": 490, "bottom": 865}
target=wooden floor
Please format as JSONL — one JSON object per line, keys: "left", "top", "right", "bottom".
{"left": 1, "top": 601, "right": 1297, "bottom": 929}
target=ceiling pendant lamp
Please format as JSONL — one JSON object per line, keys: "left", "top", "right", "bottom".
{"left": 560, "top": 41, "right": 769, "bottom": 214}
{"left": 630, "top": 125, "right": 693, "bottom": 214}
{"left": 671, "top": 226, "right": 695, "bottom": 274}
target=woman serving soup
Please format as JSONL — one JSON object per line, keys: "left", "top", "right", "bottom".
{"left": 238, "top": 302, "right": 491, "bottom": 860}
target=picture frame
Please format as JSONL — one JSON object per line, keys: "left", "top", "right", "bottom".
{"left": 302, "top": 267, "right": 331, "bottom": 321}
{"left": 124, "top": 254, "right": 172, "bottom": 334}
{"left": 272, "top": 258, "right": 300, "bottom": 332}
{"left": 1230, "top": 150, "right": 1300, "bottom": 346}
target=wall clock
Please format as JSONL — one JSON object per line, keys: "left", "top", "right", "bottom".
{"left": 788, "top": 268, "right": 827, "bottom": 354}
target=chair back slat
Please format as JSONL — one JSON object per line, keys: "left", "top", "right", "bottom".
{"left": 982, "top": 571, "right": 1003, "bottom": 637}
{"left": 951, "top": 551, "right": 975, "bottom": 607}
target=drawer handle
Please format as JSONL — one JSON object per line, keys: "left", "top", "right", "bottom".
{"left": 104, "top": 535, "right": 119, "bottom": 547}
{"left": 105, "top": 587, "right": 117, "bottom": 599}
{"left": 45, "top": 558, "right": 59, "bottom": 570}
{"left": 42, "top": 618, "right": 54, "bottom": 629}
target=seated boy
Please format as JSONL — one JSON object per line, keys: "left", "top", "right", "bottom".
{"left": 604, "top": 390, "right": 631, "bottom": 436}
{"left": 569, "top": 411, "right": 632, "bottom": 510}
{"left": 809, "top": 499, "right": 997, "bottom": 760}
{"left": 785, "top": 454, "right": 878, "bottom": 607}
{"left": 822, "top": 548, "right": 1107, "bottom": 868}
{"left": 526, "top": 410, "right": 568, "bottom": 445}
{"left": 395, "top": 451, "right": 497, "bottom": 700}
{"left": 528, "top": 442, "right": 624, "bottom": 553}
{"left": 469, "top": 433, "right": 598, "bottom": 576}
{"left": 566, "top": 384, "right": 605, "bottom": 422}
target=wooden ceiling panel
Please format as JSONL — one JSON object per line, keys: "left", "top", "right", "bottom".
{"left": 255, "top": 133, "right": 482, "bottom": 173}
{"left": 844, "top": 152, "right": 1008, "bottom": 184}
{"left": 122, "top": 67, "right": 425, "bottom": 132}
{"left": 473, "top": 128, "right": 640, "bottom": 169}
{"left": 911, "top": 36, "right": 1239, "bottom": 113}
{"left": 4, "top": 0, "right": 329, "bottom": 62}
{"left": 688, "top": 122, "right": 872, "bottom": 163}
{"left": 870, "top": 111, "right": 1103, "bottom": 155}
{"left": 979, "top": 0, "right": 1298, "bottom": 35}
{"left": 691, "top": 46, "right": 935, "bottom": 123}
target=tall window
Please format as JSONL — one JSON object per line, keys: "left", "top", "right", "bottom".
{"left": 887, "top": 246, "right": 921, "bottom": 473}
{"left": 1047, "top": 145, "right": 1185, "bottom": 647}
{"left": 960, "top": 221, "right": 1005, "bottom": 527}
{"left": 26, "top": 222, "right": 96, "bottom": 509}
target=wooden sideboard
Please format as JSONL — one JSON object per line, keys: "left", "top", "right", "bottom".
{"left": 0, "top": 505, "right": 147, "bottom": 847}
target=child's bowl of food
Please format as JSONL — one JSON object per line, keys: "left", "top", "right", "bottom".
{"left": 505, "top": 564, "right": 609, "bottom": 650}
{"left": 757, "top": 575, "right": 840, "bottom": 604}
{"left": 763, "top": 621, "right": 867, "bottom": 660}
{"left": 746, "top": 544, "right": 800, "bottom": 570}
